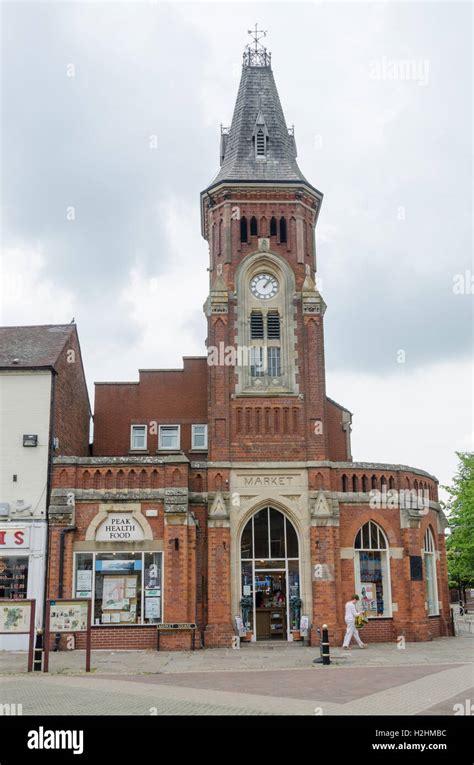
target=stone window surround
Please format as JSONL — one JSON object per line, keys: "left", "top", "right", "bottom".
{"left": 234, "top": 250, "right": 298, "bottom": 395}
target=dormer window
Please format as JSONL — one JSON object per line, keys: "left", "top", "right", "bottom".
{"left": 253, "top": 111, "right": 268, "bottom": 160}
{"left": 256, "top": 128, "right": 266, "bottom": 157}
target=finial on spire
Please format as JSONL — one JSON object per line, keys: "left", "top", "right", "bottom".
{"left": 243, "top": 23, "right": 271, "bottom": 67}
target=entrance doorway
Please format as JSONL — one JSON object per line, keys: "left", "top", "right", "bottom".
{"left": 240, "top": 507, "right": 301, "bottom": 641}
{"left": 255, "top": 571, "right": 287, "bottom": 640}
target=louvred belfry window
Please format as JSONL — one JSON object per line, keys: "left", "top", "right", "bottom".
{"left": 267, "top": 311, "right": 280, "bottom": 339}
{"left": 250, "top": 311, "right": 264, "bottom": 339}
{"left": 256, "top": 128, "right": 266, "bottom": 157}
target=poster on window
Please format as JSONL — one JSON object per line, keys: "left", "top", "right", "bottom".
{"left": 361, "top": 583, "right": 377, "bottom": 613}
{"left": 0, "top": 602, "right": 32, "bottom": 633}
{"left": 102, "top": 577, "right": 128, "bottom": 610}
{"left": 145, "top": 597, "right": 160, "bottom": 619}
{"left": 49, "top": 601, "right": 88, "bottom": 632}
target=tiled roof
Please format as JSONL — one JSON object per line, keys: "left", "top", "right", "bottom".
{"left": 208, "top": 61, "right": 309, "bottom": 187}
{"left": 0, "top": 324, "right": 75, "bottom": 368}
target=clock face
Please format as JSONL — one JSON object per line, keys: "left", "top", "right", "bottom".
{"left": 250, "top": 273, "right": 279, "bottom": 300}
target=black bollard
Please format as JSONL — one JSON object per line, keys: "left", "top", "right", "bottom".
{"left": 321, "top": 623, "right": 331, "bottom": 665}
{"left": 33, "top": 629, "right": 43, "bottom": 672}
{"left": 312, "top": 624, "right": 331, "bottom": 665}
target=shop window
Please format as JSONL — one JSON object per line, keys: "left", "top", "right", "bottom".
{"left": 192, "top": 424, "right": 208, "bottom": 450}
{"left": 158, "top": 425, "right": 180, "bottom": 450}
{"left": 0, "top": 556, "right": 28, "bottom": 599}
{"left": 354, "top": 521, "right": 391, "bottom": 618}
{"left": 423, "top": 528, "right": 439, "bottom": 616}
{"left": 74, "top": 552, "right": 163, "bottom": 625}
{"left": 130, "top": 425, "right": 147, "bottom": 451}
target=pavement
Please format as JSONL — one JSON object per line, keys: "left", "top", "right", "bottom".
{"left": 0, "top": 636, "right": 472, "bottom": 716}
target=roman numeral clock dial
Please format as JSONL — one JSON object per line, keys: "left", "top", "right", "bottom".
{"left": 250, "top": 273, "right": 279, "bottom": 299}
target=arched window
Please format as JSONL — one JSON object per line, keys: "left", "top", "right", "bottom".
{"left": 362, "top": 475, "right": 368, "bottom": 493}
{"left": 354, "top": 521, "right": 391, "bottom": 617}
{"left": 250, "top": 216, "right": 258, "bottom": 236}
{"left": 279, "top": 217, "right": 287, "bottom": 244}
{"left": 240, "top": 507, "right": 300, "bottom": 640}
{"left": 270, "top": 216, "right": 277, "bottom": 237}
{"left": 389, "top": 476, "right": 395, "bottom": 490}
{"left": 352, "top": 475, "right": 359, "bottom": 492}
{"left": 423, "top": 528, "right": 439, "bottom": 616}
{"left": 240, "top": 217, "right": 248, "bottom": 243}
{"left": 342, "top": 474, "right": 348, "bottom": 492}
{"left": 371, "top": 475, "right": 378, "bottom": 490}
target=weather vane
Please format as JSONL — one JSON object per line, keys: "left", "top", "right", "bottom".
{"left": 248, "top": 23, "right": 267, "bottom": 53}
{"left": 244, "top": 24, "right": 271, "bottom": 67}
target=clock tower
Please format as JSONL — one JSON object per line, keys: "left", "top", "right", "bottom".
{"left": 200, "top": 31, "right": 353, "bottom": 646}
{"left": 201, "top": 34, "right": 339, "bottom": 465}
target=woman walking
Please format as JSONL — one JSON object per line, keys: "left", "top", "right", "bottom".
{"left": 342, "top": 594, "right": 367, "bottom": 650}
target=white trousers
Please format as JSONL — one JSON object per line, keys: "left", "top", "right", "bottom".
{"left": 342, "top": 619, "right": 363, "bottom": 647}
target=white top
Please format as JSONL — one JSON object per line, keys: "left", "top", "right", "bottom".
{"left": 345, "top": 601, "right": 359, "bottom": 621}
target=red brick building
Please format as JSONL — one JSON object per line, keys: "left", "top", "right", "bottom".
{"left": 48, "top": 39, "right": 451, "bottom": 650}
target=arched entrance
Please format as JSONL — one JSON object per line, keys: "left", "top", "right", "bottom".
{"left": 240, "top": 506, "right": 301, "bottom": 641}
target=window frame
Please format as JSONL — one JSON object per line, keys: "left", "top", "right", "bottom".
{"left": 130, "top": 424, "right": 147, "bottom": 451}
{"left": 73, "top": 551, "right": 164, "bottom": 626}
{"left": 191, "top": 424, "right": 208, "bottom": 451}
{"left": 423, "top": 528, "right": 439, "bottom": 616}
{"left": 354, "top": 521, "right": 392, "bottom": 618}
{"left": 158, "top": 424, "right": 181, "bottom": 451}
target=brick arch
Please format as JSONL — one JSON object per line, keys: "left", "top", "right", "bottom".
{"left": 315, "top": 472, "right": 324, "bottom": 490}
{"left": 128, "top": 469, "right": 137, "bottom": 489}
{"left": 58, "top": 469, "right": 68, "bottom": 487}
{"left": 352, "top": 474, "right": 359, "bottom": 492}
{"left": 139, "top": 469, "right": 147, "bottom": 489}
{"left": 151, "top": 469, "right": 159, "bottom": 489}
{"left": 341, "top": 474, "right": 349, "bottom": 492}
{"left": 105, "top": 470, "right": 113, "bottom": 490}
{"left": 117, "top": 470, "right": 126, "bottom": 489}
{"left": 344, "top": 512, "right": 398, "bottom": 549}
{"left": 93, "top": 470, "right": 102, "bottom": 490}
{"left": 421, "top": 521, "right": 438, "bottom": 550}
{"left": 361, "top": 474, "right": 369, "bottom": 492}
{"left": 172, "top": 468, "right": 181, "bottom": 486}
{"left": 195, "top": 473, "right": 203, "bottom": 492}
{"left": 215, "top": 473, "right": 223, "bottom": 491}
{"left": 82, "top": 470, "right": 91, "bottom": 490}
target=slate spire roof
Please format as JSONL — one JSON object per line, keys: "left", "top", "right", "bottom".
{"left": 207, "top": 44, "right": 311, "bottom": 189}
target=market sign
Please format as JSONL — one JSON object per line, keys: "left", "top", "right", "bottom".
{"left": 0, "top": 527, "right": 30, "bottom": 548}
{"left": 95, "top": 514, "right": 144, "bottom": 542}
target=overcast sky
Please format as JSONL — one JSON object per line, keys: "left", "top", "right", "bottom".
{"left": 0, "top": 1, "right": 472, "bottom": 497}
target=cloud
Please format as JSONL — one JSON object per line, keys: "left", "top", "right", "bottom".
{"left": 0, "top": 246, "right": 74, "bottom": 325}
{"left": 0, "top": 2, "right": 471, "bottom": 484}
